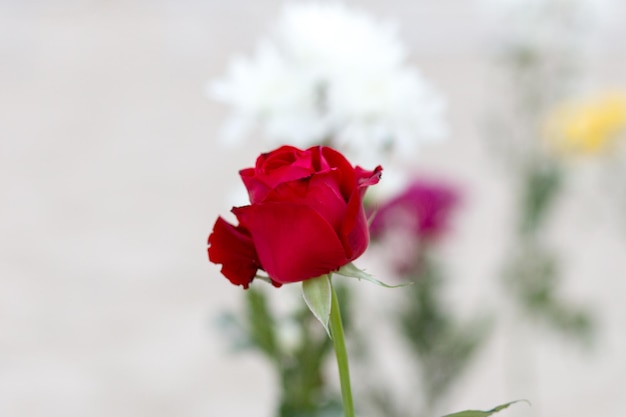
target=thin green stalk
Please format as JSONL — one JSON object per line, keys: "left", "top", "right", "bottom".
{"left": 329, "top": 278, "right": 355, "bottom": 417}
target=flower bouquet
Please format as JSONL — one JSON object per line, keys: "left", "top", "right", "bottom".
{"left": 205, "top": 3, "right": 526, "bottom": 417}
{"left": 207, "top": 144, "right": 523, "bottom": 417}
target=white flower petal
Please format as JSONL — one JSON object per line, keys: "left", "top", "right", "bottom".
{"left": 208, "top": 2, "right": 448, "bottom": 163}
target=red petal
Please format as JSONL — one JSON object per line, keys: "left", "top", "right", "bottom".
{"left": 310, "top": 146, "right": 331, "bottom": 172}
{"left": 341, "top": 165, "right": 383, "bottom": 259}
{"left": 355, "top": 165, "right": 383, "bottom": 190}
{"left": 263, "top": 171, "right": 347, "bottom": 234}
{"left": 240, "top": 168, "right": 271, "bottom": 204}
{"left": 207, "top": 217, "right": 261, "bottom": 289}
{"left": 320, "top": 147, "right": 357, "bottom": 201}
{"left": 260, "top": 146, "right": 312, "bottom": 175}
{"left": 234, "top": 203, "right": 349, "bottom": 284}
{"left": 240, "top": 147, "right": 315, "bottom": 203}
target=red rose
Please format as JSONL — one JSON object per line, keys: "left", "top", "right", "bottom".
{"left": 208, "top": 145, "right": 382, "bottom": 288}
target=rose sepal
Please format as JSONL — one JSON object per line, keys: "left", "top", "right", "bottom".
{"left": 335, "top": 263, "right": 409, "bottom": 288}
{"left": 301, "top": 274, "right": 332, "bottom": 337}
{"left": 441, "top": 400, "right": 530, "bottom": 417}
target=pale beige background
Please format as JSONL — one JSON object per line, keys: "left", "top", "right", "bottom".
{"left": 1, "top": 1, "right": 626, "bottom": 416}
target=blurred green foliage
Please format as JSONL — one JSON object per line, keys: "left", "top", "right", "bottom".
{"left": 367, "top": 250, "right": 489, "bottom": 417}
{"left": 218, "top": 284, "right": 354, "bottom": 417}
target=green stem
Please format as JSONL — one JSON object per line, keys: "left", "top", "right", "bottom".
{"left": 329, "top": 277, "right": 355, "bottom": 417}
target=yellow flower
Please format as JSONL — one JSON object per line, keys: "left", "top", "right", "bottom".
{"left": 545, "top": 92, "right": 626, "bottom": 155}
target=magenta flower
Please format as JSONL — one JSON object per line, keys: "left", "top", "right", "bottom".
{"left": 369, "top": 179, "right": 459, "bottom": 275}
{"left": 370, "top": 179, "right": 459, "bottom": 242}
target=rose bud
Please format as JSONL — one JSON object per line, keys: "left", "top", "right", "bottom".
{"left": 208, "top": 145, "right": 382, "bottom": 288}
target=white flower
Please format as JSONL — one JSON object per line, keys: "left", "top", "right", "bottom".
{"left": 274, "top": 2, "right": 406, "bottom": 78}
{"left": 209, "top": 2, "right": 446, "bottom": 166}
{"left": 210, "top": 42, "right": 326, "bottom": 147}
{"left": 330, "top": 67, "right": 446, "bottom": 166}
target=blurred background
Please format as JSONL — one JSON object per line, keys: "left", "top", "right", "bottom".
{"left": 1, "top": 1, "right": 626, "bottom": 416}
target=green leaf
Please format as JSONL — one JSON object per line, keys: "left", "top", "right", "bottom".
{"left": 335, "top": 263, "right": 409, "bottom": 288}
{"left": 441, "top": 400, "right": 530, "bottom": 417}
{"left": 302, "top": 275, "right": 332, "bottom": 337}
